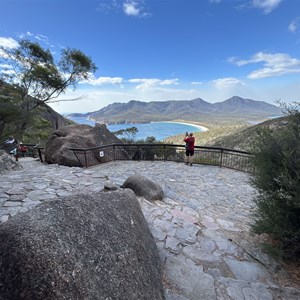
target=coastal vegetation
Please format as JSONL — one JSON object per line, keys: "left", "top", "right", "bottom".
{"left": 112, "top": 126, "right": 139, "bottom": 143}
{"left": 0, "top": 39, "right": 96, "bottom": 144}
{"left": 112, "top": 126, "right": 161, "bottom": 145}
{"left": 0, "top": 80, "right": 72, "bottom": 145}
{"left": 164, "top": 119, "right": 249, "bottom": 149}
{"left": 250, "top": 103, "right": 300, "bottom": 261}
{"left": 0, "top": 39, "right": 96, "bottom": 111}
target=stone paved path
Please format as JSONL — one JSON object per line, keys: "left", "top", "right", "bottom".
{"left": 1, "top": 158, "right": 299, "bottom": 300}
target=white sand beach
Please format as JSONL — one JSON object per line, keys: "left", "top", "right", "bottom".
{"left": 157, "top": 121, "right": 209, "bottom": 132}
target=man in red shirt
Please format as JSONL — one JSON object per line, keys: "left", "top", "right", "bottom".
{"left": 184, "top": 132, "right": 195, "bottom": 166}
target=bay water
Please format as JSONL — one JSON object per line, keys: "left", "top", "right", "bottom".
{"left": 67, "top": 116, "right": 205, "bottom": 141}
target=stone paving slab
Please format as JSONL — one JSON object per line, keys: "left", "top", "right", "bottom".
{"left": 0, "top": 158, "right": 299, "bottom": 299}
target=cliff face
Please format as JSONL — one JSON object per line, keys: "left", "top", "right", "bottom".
{"left": 0, "top": 80, "right": 73, "bottom": 143}
{"left": 0, "top": 101, "right": 71, "bottom": 145}
{"left": 40, "top": 103, "right": 68, "bottom": 130}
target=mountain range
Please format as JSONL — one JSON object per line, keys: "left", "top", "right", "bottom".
{"left": 69, "top": 96, "right": 282, "bottom": 124}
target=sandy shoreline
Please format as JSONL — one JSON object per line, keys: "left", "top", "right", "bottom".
{"left": 69, "top": 115, "right": 209, "bottom": 134}
{"left": 156, "top": 121, "right": 209, "bottom": 132}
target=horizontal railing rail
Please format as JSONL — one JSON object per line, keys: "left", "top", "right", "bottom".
{"left": 69, "top": 143, "right": 254, "bottom": 173}
{"left": 17, "top": 143, "right": 39, "bottom": 158}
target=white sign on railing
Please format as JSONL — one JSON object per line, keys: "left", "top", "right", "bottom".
{"left": 99, "top": 151, "right": 104, "bottom": 157}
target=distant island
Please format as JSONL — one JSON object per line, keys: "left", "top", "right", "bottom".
{"left": 68, "top": 96, "right": 282, "bottom": 125}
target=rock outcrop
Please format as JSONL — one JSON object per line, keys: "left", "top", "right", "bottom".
{"left": 44, "top": 123, "right": 122, "bottom": 167}
{"left": 0, "top": 189, "right": 164, "bottom": 300}
{"left": 40, "top": 102, "right": 68, "bottom": 130}
{"left": 0, "top": 150, "right": 22, "bottom": 174}
{"left": 122, "top": 174, "right": 164, "bottom": 201}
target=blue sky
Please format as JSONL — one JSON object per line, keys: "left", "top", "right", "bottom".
{"left": 1, "top": 0, "right": 300, "bottom": 113}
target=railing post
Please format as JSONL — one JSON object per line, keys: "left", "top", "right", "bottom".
{"left": 84, "top": 150, "right": 88, "bottom": 168}
{"left": 163, "top": 145, "right": 166, "bottom": 161}
{"left": 113, "top": 145, "right": 116, "bottom": 161}
{"left": 138, "top": 145, "right": 141, "bottom": 161}
{"left": 220, "top": 149, "right": 223, "bottom": 168}
{"left": 38, "top": 148, "right": 43, "bottom": 163}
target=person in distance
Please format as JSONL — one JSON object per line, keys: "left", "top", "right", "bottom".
{"left": 183, "top": 132, "right": 195, "bottom": 166}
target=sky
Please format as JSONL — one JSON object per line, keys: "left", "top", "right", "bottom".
{"left": 1, "top": 0, "right": 300, "bottom": 114}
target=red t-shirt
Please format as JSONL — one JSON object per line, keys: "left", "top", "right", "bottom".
{"left": 184, "top": 136, "right": 195, "bottom": 151}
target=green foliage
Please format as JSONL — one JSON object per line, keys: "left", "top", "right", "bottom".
{"left": 0, "top": 39, "right": 96, "bottom": 111}
{"left": 112, "top": 125, "right": 163, "bottom": 145}
{"left": 0, "top": 106, "right": 52, "bottom": 145}
{"left": 0, "top": 82, "right": 23, "bottom": 132}
{"left": 112, "top": 126, "right": 138, "bottom": 143}
{"left": 20, "top": 112, "right": 53, "bottom": 145}
{"left": 0, "top": 41, "right": 96, "bottom": 143}
{"left": 0, "top": 102, "right": 21, "bottom": 131}
{"left": 112, "top": 127, "right": 168, "bottom": 160}
{"left": 59, "top": 48, "right": 96, "bottom": 82}
{"left": 261, "top": 243, "right": 284, "bottom": 260}
{"left": 251, "top": 102, "right": 300, "bottom": 260}
{"left": 136, "top": 136, "right": 159, "bottom": 144}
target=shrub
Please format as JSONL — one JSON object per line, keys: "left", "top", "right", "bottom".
{"left": 251, "top": 103, "right": 300, "bottom": 260}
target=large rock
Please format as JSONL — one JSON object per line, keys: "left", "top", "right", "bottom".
{"left": 41, "top": 102, "right": 67, "bottom": 130}
{"left": 122, "top": 175, "right": 164, "bottom": 201}
{"left": 0, "top": 150, "right": 22, "bottom": 174}
{"left": 0, "top": 189, "right": 164, "bottom": 300}
{"left": 44, "top": 123, "right": 122, "bottom": 167}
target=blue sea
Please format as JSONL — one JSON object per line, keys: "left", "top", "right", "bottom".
{"left": 67, "top": 116, "right": 205, "bottom": 141}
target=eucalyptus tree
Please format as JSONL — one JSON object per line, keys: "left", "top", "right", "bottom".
{"left": 0, "top": 39, "right": 96, "bottom": 111}
{"left": 112, "top": 126, "right": 139, "bottom": 143}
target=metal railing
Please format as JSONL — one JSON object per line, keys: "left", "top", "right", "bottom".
{"left": 69, "top": 143, "right": 254, "bottom": 173}
{"left": 17, "top": 143, "right": 39, "bottom": 158}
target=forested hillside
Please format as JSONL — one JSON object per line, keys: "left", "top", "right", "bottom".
{"left": 165, "top": 116, "right": 289, "bottom": 152}
{"left": 0, "top": 81, "right": 71, "bottom": 145}
{"left": 69, "top": 96, "right": 282, "bottom": 124}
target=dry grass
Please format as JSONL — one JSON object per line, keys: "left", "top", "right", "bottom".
{"left": 164, "top": 119, "right": 250, "bottom": 148}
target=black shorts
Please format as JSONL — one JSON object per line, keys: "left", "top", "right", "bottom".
{"left": 186, "top": 149, "right": 194, "bottom": 156}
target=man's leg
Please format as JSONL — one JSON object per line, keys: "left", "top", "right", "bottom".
{"left": 189, "top": 152, "right": 194, "bottom": 166}
{"left": 185, "top": 150, "right": 190, "bottom": 165}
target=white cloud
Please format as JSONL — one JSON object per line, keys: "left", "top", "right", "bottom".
{"left": 49, "top": 85, "right": 206, "bottom": 114}
{"left": 289, "top": 17, "right": 300, "bottom": 33}
{"left": 34, "top": 34, "right": 49, "bottom": 42}
{"left": 210, "top": 0, "right": 222, "bottom": 4}
{"left": 191, "top": 81, "right": 203, "bottom": 85}
{"left": 159, "top": 79, "right": 179, "bottom": 85}
{"left": 19, "top": 31, "right": 33, "bottom": 39}
{"left": 0, "top": 69, "right": 14, "bottom": 75}
{"left": 123, "top": 0, "right": 150, "bottom": 17}
{"left": 128, "top": 78, "right": 179, "bottom": 89}
{"left": 49, "top": 77, "right": 300, "bottom": 114}
{"left": 83, "top": 75, "right": 124, "bottom": 86}
{"left": 212, "top": 77, "right": 245, "bottom": 89}
{"left": 123, "top": 1, "right": 140, "bottom": 16}
{"left": 251, "top": 0, "right": 282, "bottom": 14}
{"left": 97, "top": 1, "right": 151, "bottom": 18}
{"left": 0, "top": 37, "right": 18, "bottom": 49}
{"left": 230, "top": 52, "right": 300, "bottom": 79}
{"left": 0, "top": 63, "right": 12, "bottom": 68}
{"left": 19, "top": 32, "right": 50, "bottom": 44}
